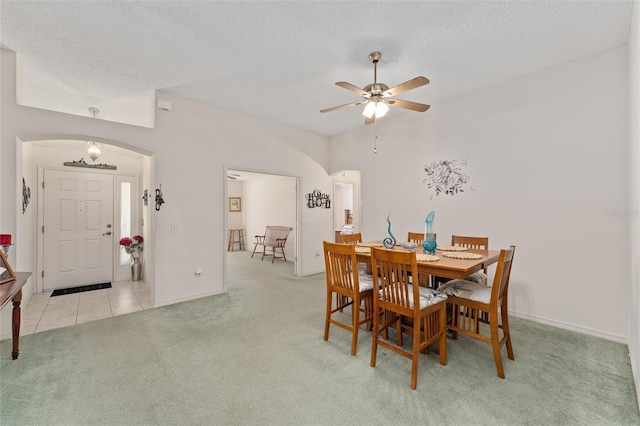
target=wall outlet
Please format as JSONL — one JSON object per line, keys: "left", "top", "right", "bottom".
{"left": 195, "top": 268, "right": 203, "bottom": 277}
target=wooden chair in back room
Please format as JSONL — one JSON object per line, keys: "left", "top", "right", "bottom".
{"left": 251, "top": 226, "right": 292, "bottom": 263}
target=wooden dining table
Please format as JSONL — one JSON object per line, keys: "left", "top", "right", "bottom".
{"left": 354, "top": 242, "right": 500, "bottom": 281}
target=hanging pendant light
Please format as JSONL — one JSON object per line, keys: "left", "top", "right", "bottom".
{"left": 86, "top": 107, "right": 101, "bottom": 162}
{"left": 87, "top": 141, "right": 101, "bottom": 161}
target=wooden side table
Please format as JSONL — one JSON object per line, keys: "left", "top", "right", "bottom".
{"left": 0, "top": 272, "right": 32, "bottom": 360}
{"left": 228, "top": 229, "right": 245, "bottom": 251}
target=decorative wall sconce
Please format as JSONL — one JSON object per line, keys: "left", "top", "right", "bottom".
{"left": 22, "top": 177, "right": 31, "bottom": 214}
{"left": 142, "top": 189, "right": 149, "bottom": 206}
{"left": 155, "top": 185, "right": 165, "bottom": 211}
{"left": 305, "top": 189, "right": 331, "bottom": 209}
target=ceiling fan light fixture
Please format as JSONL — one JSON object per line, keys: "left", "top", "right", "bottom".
{"left": 375, "top": 101, "right": 389, "bottom": 118}
{"left": 362, "top": 101, "right": 376, "bottom": 118}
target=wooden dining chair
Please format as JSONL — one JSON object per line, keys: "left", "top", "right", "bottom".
{"left": 433, "top": 235, "right": 489, "bottom": 288}
{"left": 323, "top": 241, "right": 374, "bottom": 356}
{"left": 438, "top": 245, "right": 516, "bottom": 379}
{"left": 407, "top": 232, "right": 424, "bottom": 244}
{"left": 339, "top": 232, "right": 362, "bottom": 245}
{"left": 370, "top": 247, "right": 448, "bottom": 390}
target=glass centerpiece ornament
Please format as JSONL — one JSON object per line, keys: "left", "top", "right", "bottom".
{"left": 423, "top": 211, "right": 437, "bottom": 255}
{"left": 383, "top": 215, "right": 397, "bottom": 249}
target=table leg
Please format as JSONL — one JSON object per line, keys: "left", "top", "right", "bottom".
{"left": 11, "top": 290, "right": 22, "bottom": 360}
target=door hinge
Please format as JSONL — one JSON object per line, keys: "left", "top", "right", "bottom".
{"left": 42, "top": 226, "right": 44, "bottom": 233}
{"left": 42, "top": 181, "right": 45, "bottom": 189}
{"left": 41, "top": 271, "right": 44, "bottom": 278}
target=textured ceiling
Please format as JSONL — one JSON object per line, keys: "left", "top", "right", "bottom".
{"left": 0, "top": 1, "right": 633, "bottom": 137}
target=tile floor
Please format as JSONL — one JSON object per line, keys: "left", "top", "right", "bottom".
{"left": 21, "top": 280, "right": 152, "bottom": 335}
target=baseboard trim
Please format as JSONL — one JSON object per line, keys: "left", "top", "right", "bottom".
{"left": 630, "top": 346, "right": 640, "bottom": 412}
{"left": 511, "top": 310, "right": 628, "bottom": 344}
{"left": 153, "top": 288, "right": 226, "bottom": 308}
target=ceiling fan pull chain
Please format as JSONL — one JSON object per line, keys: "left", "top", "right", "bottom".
{"left": 374, "top": 120, "right": 378, "bottom": 154}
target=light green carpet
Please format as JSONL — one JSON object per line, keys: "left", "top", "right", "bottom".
{"left": 1, "top": 251, "right": 638, "bottom": 425}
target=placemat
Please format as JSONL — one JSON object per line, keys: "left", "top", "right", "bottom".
{"left": 436, "top": 245, "right": 468, "bottom": 252}
{"left": 355, "top": 246, "right": 371, "bottom": 254}
{"left": 356, "top": 241, "right": 384, "bottom": 247}
{"left": 440, "top": 251, "right": 483, "bottom": 260}
{"left": 416, "top": 253, "right": 439, "bottom": 262}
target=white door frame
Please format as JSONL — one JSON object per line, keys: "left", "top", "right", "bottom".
{"left": 222, "top": 166, "right": 301, "bottom": 293}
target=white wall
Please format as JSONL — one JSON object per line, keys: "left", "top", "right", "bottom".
{"left": 244, "top": 177, "right": 297, "bottom": 262}
{"left": 0, "top": 48, "right": 333, "bottom": 324}
{"left": 331, "top": 45, "right": 630, "bottom": 342}
{"left": 628, "top": 0, "right": 640, "bottom": 409}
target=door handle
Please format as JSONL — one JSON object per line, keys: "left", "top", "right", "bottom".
{"left": 103, "top": 231, "right": 112, "bottom": 236}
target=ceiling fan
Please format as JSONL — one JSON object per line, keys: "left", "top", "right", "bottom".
{"left": 320, "top": 51, "right": 430, "bottom": 124}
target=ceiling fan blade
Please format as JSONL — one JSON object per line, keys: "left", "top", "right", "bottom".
{"left": 386, "top": 99, "right": 430, "bottom": 112}
{"left": 383, "top": 76, "right": 429, "bottom": 97}
{"left": 320, "top": 101, "right": 365, "bottom": 113}
{"left": 335, "top": 82, "right": 370, "bottom": 97}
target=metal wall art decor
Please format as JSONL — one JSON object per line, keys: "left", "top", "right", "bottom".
{"left": 155, "top": 185, "right": 165, "bottom": 211}
{"left": 423, "top": 156, "right": 471, "bottom": 200}
{"left": 383, "top": 215, "right": 397, "bottom": 249}
{"left": 305, "top": 189, "right": 331, "bottom": 208}
{"left": 22, "top": 177, "right": 31, "bottom": 214}
{"left": 63, "top": 158, "right": 117, "bottom": 170}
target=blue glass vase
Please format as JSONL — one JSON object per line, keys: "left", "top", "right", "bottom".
{"left": 422, "top": 211, "right": 437, "bottom": 255}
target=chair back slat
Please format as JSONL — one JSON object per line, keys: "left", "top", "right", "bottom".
{"left": 371, "top": 248, "right": 419, "bottom": 311}
{"left": 325, "top": 243, "right": 357, "bottom": 292}
{"left": 451, "top": 235, "right": 488, "bottom": 250}
{"left": 407, "top": 232, "right": 424, "bottom": 244}
{"left": 490, "top": 245, "right": 516, "bottom": 304}
{"left": 340, "top": 233, "right": 362, "bottom": 245}
{"left": 407, "top": 232, "right": 437, "bottom": 243}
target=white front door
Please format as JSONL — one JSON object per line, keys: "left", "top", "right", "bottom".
{"left": 43, "top": 170, "right": 114, "bottom": 290}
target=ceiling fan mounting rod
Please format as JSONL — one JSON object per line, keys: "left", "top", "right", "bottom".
{"left": 369, "top": 51, "right": 381, "bottom": 86}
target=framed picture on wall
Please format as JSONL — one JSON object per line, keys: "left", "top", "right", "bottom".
{"left": 228, "top": 197, "right": 242, "bottom": 212}
{"left": 0, "top": 250, "right": 16, "bottom": 284}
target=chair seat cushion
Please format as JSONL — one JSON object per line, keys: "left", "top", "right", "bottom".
{"left": 379, "top": 286, "right": 447, "bottom": 309}
{"left": 357, "top": 269, "right": 375, "bottom": 292}
{"left": 464, "top": 271, "right": 487, "bottom": 284}
{"left": 438, "top": 279, "right": 491, "bottom": 304}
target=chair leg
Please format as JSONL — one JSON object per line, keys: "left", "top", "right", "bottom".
{"left": 280, "top": 247, "right": 287, "bottom": 262}
{"left": 323, "top": 290, "right": 332, "bottom": 342}
{"left": 490, "top": 311, "right": 505, "bottom": 379}
{"left": 502, "top": 303, "right": 515, "bottom": 361}
{"left": 438, "top": 304, "right": 447, "bottom": 366}
{"left": 351, "top": 296, "right": 359, "bottom": 356}
{"left": 251, "top": 244, "right": 259, "bottom": 258}
{"left": 370, "top": 306, "right": 380, "bottom": 368}
{"left": 410, "top": 319, "right": 420, "bottom": 390}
